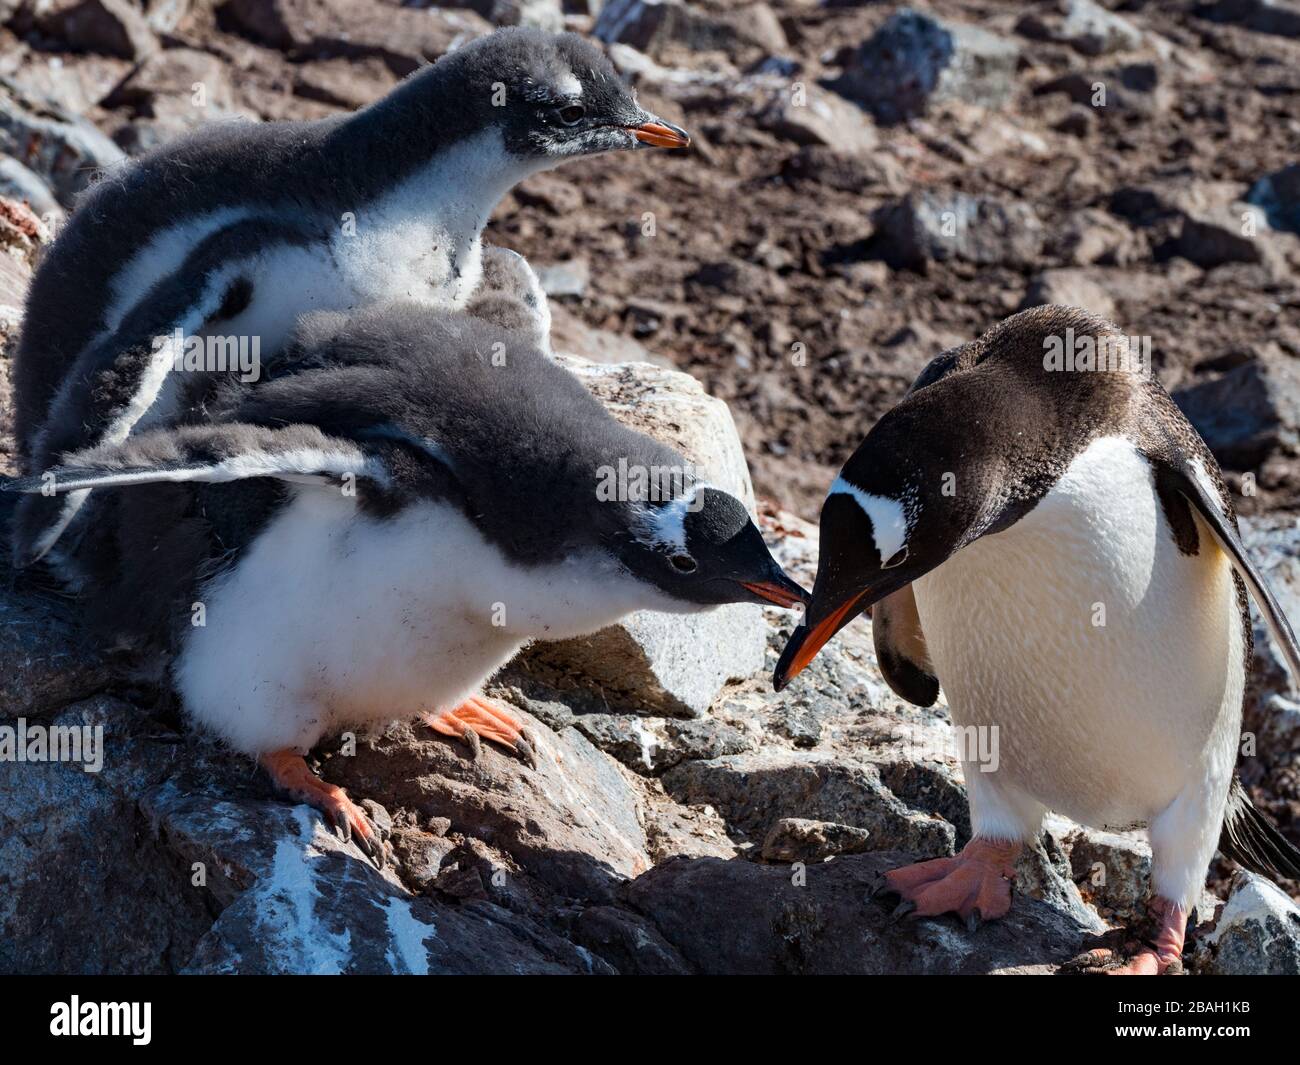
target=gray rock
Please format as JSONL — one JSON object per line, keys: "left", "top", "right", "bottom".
{"left": 524, "top": 603, "right": 766, "bottom": 718}
{"left": 567, "top": 710, "right": 755, "bottom": 773}
{"left": 1020, "top": 0, "right": 1147, "bottom": 56}
{"left": 1035, "top": 62, "right": 1171, "bottom": 116}
{"left": 1241, "top": 516, "right": 1300, "bottom": 704}
{"left": 0, "top": 196, "right": 40, "bottom": 343}
{"left": 663, "top": 748, "right": 957, "bottom": 856}
{"left": 546, "top": 305, "right": 673, "bottom": 367}
{"left": 1197, "top": 0, "right": 1300, "bottom": 39}
{"left": 1175, "top": 203, "right": 1287, "bottom": 269}
{"left": 142, "top": 0, "right": 193, "bottom": 34}
{"left": 1059, "top": 0, "right": 1146, "bottom": 55}
{"left": 1016, "top": 831, "right": 1107, "bottom": 932}
{"left": 1174, "top": 356, "right": 1300, "bottom": 470}
{"left": 0, "top": 697, "right": 209, "bottom": 974}
{"left": 761, "top": 817, "right": 872, "bottom": 862}
{"left": 439, "top": 0, "right": 563, "bottom": 30}
{"left": 1111, "top": 176, "right": 1291, "bottom": 267}
{"left": 1050, "top": 207, "right": 1140, "bottom": 266}
{"left": 535, "top": 258, "right": 590, "bottom": 298}
{"left": 327, "top": 718, "right": 653, "bottom": 901}
{"left": 571, "top": 904, "right": 691, "bottom": 974}
{"left": 0, "top": 582, "right": 112, "bottom": 718}
{"left": 106, "top": 47, "right": 239, "bottom": 116}
{"left": 829, "top": 8, "right": 1020, "bottom": 125}
{"left": 1196, "top": 872, "right": 1300, "bottom": 974}
{"left": 1256, "top": 692, "right": 1300, "bottom": 763}
{"left": 875, "top": 190, "right": 1045, "bottom": 270}
{"left": 755, "top": 81, "right": 878, "bottom": 155}
{"left": 625, "top": 851, "right": 1097, "bottom": 974}
{"left": 522, "top": 356, "right": 766, "bottom": 718}
{"left": 1247, "top": 163, "right": 1300, "bottom": 235}
{"left": 0, "top": 75, "right": 126, "bottom": 207}
{"left": 1020, "top": 267, "right": 1116, "bottom": 320}
{"left": 1057, "top": 820, "right": 1152, "bottom": 918}
{"left": 221, "top": 0, "right": 491, "bottom": 75}
{"left": 1, "top": 52, "right": 131, "bottom": 117}
{"left": 594, "top": 0, "right": 788, "bottom": 63}
{"left": 35, "top": 0, "right": 160, "bottom": 61}
{"left": 0, "top": 154, "right": 62, "bottom": 218}
{"left": 150, "top": 789, "right": 609, "bottom": 974}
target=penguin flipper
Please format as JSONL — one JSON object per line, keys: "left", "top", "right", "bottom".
{"left": 1218, "top": 775, "right": 1300, "bottom": 881}
{"left": 17, "top": 217, "right": 315, "bottom": 564}
{"left": 1160, "top": 462, "right": 1300, "bottom": 685}
{"left": 3, "top": 422, "right": 384, "bottom": 498}
{"left": 872, "top": 583, "right": 940, "bottom": 707}
{"left": 33, "top": 216, "right": 313, "bottom": 466}
{"left": 466, "top": 246, "right": 552, "bottom": 353}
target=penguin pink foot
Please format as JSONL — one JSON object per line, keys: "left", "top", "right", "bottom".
{"left": 880, "top": 838, "right": 1021, "bottom": 927}
{"left": 1060, "top": 896, "right": 1187, "bottom": 975}
{"left": 259, "top": 749, "right": 382, "bottom": 863}
{"left": 424, "top": 696, "right": 538, "bottom": 767}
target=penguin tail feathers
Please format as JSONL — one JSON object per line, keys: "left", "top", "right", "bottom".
{"left": 1218, "top": 775, "right": 1300, "bottom": 882}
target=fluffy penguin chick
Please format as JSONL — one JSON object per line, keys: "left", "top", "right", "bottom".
{"left": 774, "top": 306, "right": 1300, "bottom": 975}
{"left": 5, "top": 305, "right": 804, "bottom": 858}
{"left": 13, "top": 26, "right": 689, "bottom": 568}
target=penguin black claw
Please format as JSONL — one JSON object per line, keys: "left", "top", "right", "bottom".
{"left": 890, "top": 899, "right": 916, "bottom": 921}
{"left": 515, "top": 734, "right": 539, "bottom": 770}
{"left": 462, "top": 727, "right": 482, "bottom": 762}
{"left": 865, "top": 871, "right": 895, "bottom": 901}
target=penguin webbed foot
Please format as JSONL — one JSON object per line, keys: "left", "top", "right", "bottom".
{"left": 259, "top": 750, "right": 387, "bottom": 868}
{"left": 1059, "top": 897, "right": 1187, "bottom": 976}
{"left": 423, "top": 696, "right": 539, "bottom": 769}
{"left": 872, "top": 838, "right": 1020, "bottom": 926}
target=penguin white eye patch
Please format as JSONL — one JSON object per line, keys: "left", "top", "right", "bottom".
{"left": 827, "top": 477, "right": 909, "bottom": 564}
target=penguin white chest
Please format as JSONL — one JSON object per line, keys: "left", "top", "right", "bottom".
{"left": 911, "top": 436, "right": 1243, "bottom": 830}
{"left": 174, "top": 491, "right": 659, "bottom": 756}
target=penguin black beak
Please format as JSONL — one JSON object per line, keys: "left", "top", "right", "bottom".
{"left": 630, "top": 119, "right": 690, "bottom": 149}
{"left": 773, "top": 591, "right": 866, "bottom": 692}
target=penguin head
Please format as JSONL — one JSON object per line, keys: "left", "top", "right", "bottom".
{"left": 443, "top": 27, "right": 688, "bottom": 163}
{"left": 772, "top": 399, "right": 981, "bottom": 691}
{"left": 613, "top": 485, "right": 807, "bottom": 610}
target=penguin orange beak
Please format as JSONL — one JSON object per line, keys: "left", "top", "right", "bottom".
{"left": 740, "top": 580, "right": 805, "bottom": 609}
{"left": 631, "top": 121, "right": 690, "bottom": 148}
{"left": 773, "top": 591, "right": 866, "bottom": 691}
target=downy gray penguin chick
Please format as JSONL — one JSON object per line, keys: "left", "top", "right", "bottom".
{"left": 13, "top": 27, "right": 689, "bottom": 570}
{"left": 774, "top": 306, "right": 1300, "bottom": 975}
{"left": 6, "top": 305, "right": 805, "bottom": 857}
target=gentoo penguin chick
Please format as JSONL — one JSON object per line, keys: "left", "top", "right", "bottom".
{"left": 12, "top": 26, "right": 688, "bottom": 569}
{"left": 5, "top": 304, "right": 804, "bottom": 858}
{"left": 773, "top": 306, "right": 1300, "bottom": 975}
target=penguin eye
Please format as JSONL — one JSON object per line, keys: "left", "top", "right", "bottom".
{"left": 669, "top": 553, "right": 698, "bottom": 574}
{"left": 882, "top": 546, "right": 909, "bottom": 569}
{"left": 557, "top": 104, "right": 585, "bottom": 126}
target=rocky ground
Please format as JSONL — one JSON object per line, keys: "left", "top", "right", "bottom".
{"left": 1, "top": 0, "right": 1300, "bottom": 974}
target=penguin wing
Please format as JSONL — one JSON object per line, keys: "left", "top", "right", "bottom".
{"left": 1159, "top": 461, "right": 1300, "bottom": 684}
{"left": 466, "top": 246, "right": 552, "bottom": 353}
{"left": 32, "top": 216, "right": 315, "bottom": 468}
{"left": 872, "top": 584, "right": 940, "bottom": 707}
{"left": 2, "top": 423, "right": 386, "bottom": 496}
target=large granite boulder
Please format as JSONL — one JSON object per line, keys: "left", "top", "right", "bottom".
{"left": 520, "top": 356, "right": 767, "bottom": 719}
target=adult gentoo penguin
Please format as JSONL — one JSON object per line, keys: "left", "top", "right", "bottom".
{"left": 773, "top": 306, "right": 1300, "bottom": 975}
{"left": 12, "top": 26, "right": 688, "bottom": 568}
{"left": 4, "top": 304, "right": 805, "bottom": 859}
